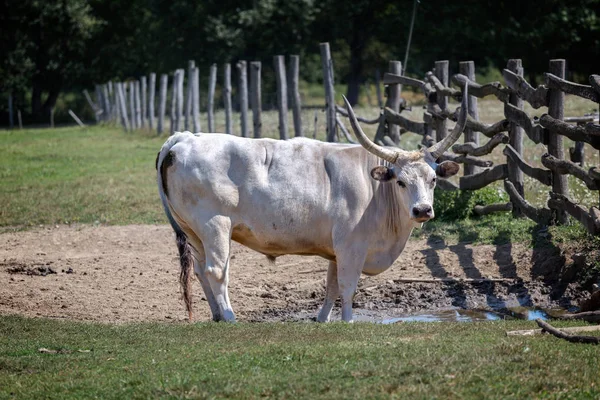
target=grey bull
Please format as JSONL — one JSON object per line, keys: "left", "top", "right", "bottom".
{"left": 156, "top": 87, "right": 468, "bottom": 322}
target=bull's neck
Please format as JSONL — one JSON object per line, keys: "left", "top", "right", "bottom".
{"left": 365, "top": 154, "right": 416, "bottom": 238}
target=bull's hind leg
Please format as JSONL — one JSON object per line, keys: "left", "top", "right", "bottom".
{"left": 194, "top": 216, "right": 236, "bottom": 322}
{"left": 317, "top": 261, "right": 339, "bottom": 322}
{"left": 189, "top": 245, "right": 221, "bottom": 321}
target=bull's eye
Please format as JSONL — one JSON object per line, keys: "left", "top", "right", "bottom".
{"left": 397, "top": 180, "right": 406, "bottom": 188}
{"left": 431, "top": 178, "right": 436, "bottom": 186}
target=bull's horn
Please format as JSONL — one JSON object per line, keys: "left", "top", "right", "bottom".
{"left": 426, "top": 83, "right": 469, "bottom": 160}
{"left": 342, "top": 95, "right": 400, "bottom": 164}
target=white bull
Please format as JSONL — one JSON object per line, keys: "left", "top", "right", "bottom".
{"left": 156, "top": 89, "right": 468, "bottom": 322}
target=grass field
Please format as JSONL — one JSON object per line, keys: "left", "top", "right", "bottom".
{"left": 2, "top": 102, "right": 600, "bottom": 399}
{"left": 1, "top": 315, "right": 599, "bottom": 399}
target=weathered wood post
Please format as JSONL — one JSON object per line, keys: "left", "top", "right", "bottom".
{"left": 141, "top": 76, "right": 147, "bottom": 128}
{"left": 434, "top": 60, "right": 449, "bottom": 141}
{"left": 83, "top": 90, "right": 99, "bottom": 123}
{"left": 224, "top": 63, "right": 233, "bottom": 134}
{"left": 192, "top": 67, "right": 201, "bottom": 132}
{"left": 135, "top": 80, "right": 142, "bottom": 128}
{"left": 112, "top": 81, "right": 121, "bottom": 124}
{"left": 108, "top": 81, "right": 116, "bottom": 122}
{"left": 250, "top": 61, "right": 262, "bottom": 138}
{"left": 8, "top": 93, "right": 14, "bottom": 129}
{"left": 548, "top": 59, "right": 569, "bottom": 224}
{"left": 102, "top": 84, "right": 111, "bottom": 123}
{"left": 237, "top": 61, "right": 249, "bottom": 137}
{"left": 157, "top": 74, "right": 168, "bottom": 135}
{"left": 386, "top": 61, "right": 403, "bottom": 143}
{"left": 185, "top": 60, "right": 195, "bottom": 131}
{"left": 95, "top": 85, "right": 103, "bottom": 121}
{"left": 208, "top": 64, "right": 217, "bottom": 132}
{"left": 460, "top": 61, "right": 480, "bottom": 175}
{"left": 320, "top": 42, "right": 336, "bottom": 142}
{"left": 507, "top": 59, "right": 525, "bottom": 217}
{"left": 50, "top": 107, "right": 54, "bottom": 128}
{"left": 17, "top": 109, "right": 22, "bottom": 129}
{"left": 129, "top": 81, "right": 136, "bottom": 129}
{"left": 289, "top": 55, "right": 303, "bottom": 137}
{"left": 170, "top": 70, "right": 178, "bottom": 134}
{"left": 274, "top": 55, "right": 289, "bottom": 140}
{"left": 117, "top": 82, "right": 130, "bottom": 131}
{"left": 149, "top": 73, "right": 156, "bottom": 130}
{"left": 176, "top": 69, "right": 184, "bottom": 133}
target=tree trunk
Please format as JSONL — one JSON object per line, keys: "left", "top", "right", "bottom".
{"left": 345, "top": 31, "right": 365, "bottom": 107}
{"left": 42, "top": 88, "right": 60, "bottom": 119}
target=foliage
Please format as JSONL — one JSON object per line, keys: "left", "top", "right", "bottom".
{"left": 2, "top": 315, "right": 600, "bottom": 399}
{"left": 2, "top": 0, "right": 599, "bottom": 125}
{"left": 433, "top": 185, "right": 509, "bottom": 222}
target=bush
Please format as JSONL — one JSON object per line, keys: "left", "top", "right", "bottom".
{"left": 434, "top": 185, "right": 509, "bottom": 222}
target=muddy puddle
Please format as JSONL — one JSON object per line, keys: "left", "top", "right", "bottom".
{"left": 351, "top": 305, "right": 572, "bottom": 323}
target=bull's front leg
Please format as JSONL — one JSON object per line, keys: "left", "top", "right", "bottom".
{"left": 335, "top": 251, "right": 366, "bottom": 322}
{"left": 317, "top": 261, "right": 339, "bottom": 322}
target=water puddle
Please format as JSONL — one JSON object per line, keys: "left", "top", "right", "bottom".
{"left": 350, "top": 307, "right": 566, "bottom": 324}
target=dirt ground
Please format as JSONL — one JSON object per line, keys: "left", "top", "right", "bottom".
{"left": 0, "top": 224, "right": 587, "bottom": 323}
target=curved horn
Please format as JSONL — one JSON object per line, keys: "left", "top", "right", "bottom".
{"left": 427, "top": 83, "right": 469, "bottom": 160}
{"left": 342, "top": 95, "right": 399, "bottom": 164}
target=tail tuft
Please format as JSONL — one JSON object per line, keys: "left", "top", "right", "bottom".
{"left": 176, "top": 230, "right": 194, "bottom": 321}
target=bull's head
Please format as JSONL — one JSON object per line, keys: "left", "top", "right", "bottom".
{"left": 343, "top": 85, "right": 468, "bottom": 223}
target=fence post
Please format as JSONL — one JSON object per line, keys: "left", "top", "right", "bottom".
{"left": 141, "top": 76, "right": 147, "bottom": 128}
{"left": 135, "top": 80, "right": 142, "bottom": 128}
{"left": 176, "top": 69, "right": 185, "bottom": 133}
{"left": 250, "top": 61, "right": 262, "bottom": 138}
{"left": 95, "top": 85, "right": 103, "bottom": 122}
{"left": 158, "top": 74, "right": 168, "bottom": 135}
{"left": 112, "top": 81, "right": 120, "bottom": 124}
{"left": 459, "top": 61, "right": 480, "bottom": 175}
{"left": 289, "top": 55, "right": 303, "bottom": 137}
{"left": 548, "top": 59, "right": 569, "bottom": 224}
{"left": 170, "top": 71, "right": 178, "bottom": 134}
{"left": 149, "top": 73, "right": 156, "bottom": 130}
{"left": 108, "top": 81, "right": 116, "bottom": 122}
{"left": 434, "top": 60, "right": 449, "bottom": 141}
{"left": 320, "top": 42, "right": 336, "bottom": 142}
{"left": 507, "top": 59, "right": 525, "bottom": 217}
{"left": 129, "top": 82, "right": 136, "bottom": 129}
{"left": 83, "top": 90, "right": 99, "bottom": 123}
{"left": 117, "top": 82, "right": 130, "bottom": 131}
{"left": 386, "top": 61, "right": 403, "bottom": 143}
{"left": 208, "top": 64, "right": 217, "bottom": 132}
{"left": 224, "top": 63, "right": 233, "bottom": 134}
{"left": 274, "top": 55, "right": 289, "bottom": 140}
{"left": 185, "top": 60, "right": 195, "bottom": 131}
{"left": 237, "top": 61, "right": 249, "bottom": 137}
{"left": 102, "top": 84, "right": 111, "bottom": 122}
{"left": 192, "top": 67, "right": 201, "bottom": 132}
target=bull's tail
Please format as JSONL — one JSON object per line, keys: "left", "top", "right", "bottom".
{"left": 156, "top": 132, "right": 194, "bottom": 321}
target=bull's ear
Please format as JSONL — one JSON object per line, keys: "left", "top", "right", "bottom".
{"left": 370, "top": 166, "right": 395, "bottom": 182}
{"left": 435, "top": 161, "right": 460, "bottom": 178}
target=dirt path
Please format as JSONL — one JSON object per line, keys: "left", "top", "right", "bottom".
{"left": 0, "top": 224, "right": 584, "bottom": 323}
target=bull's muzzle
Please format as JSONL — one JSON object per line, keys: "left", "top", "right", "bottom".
{"left": 411, "top": 204, "right": 434, "bottom": 222}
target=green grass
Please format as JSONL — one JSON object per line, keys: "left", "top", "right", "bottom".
{"left": 1, "top": 315, "right": 599, "bottom": 399}
{"left": 0, "top": 125, "right": 167, "bottom": 228}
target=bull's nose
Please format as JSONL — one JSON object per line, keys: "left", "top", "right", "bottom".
{"left": 412, "top": 204, "right": 433, "bottom": 220}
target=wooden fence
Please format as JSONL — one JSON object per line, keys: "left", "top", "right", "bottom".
{"left": 347, "top": 58, "right": 600, "bottom": 235}
{"left": 84, "top": 51, "right": 313, "bottom": 140}
{"left": 82, "top": 45, "right": 600, "bottom": 235}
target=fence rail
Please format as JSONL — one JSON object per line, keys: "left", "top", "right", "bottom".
{"left": 353, "top": 58, "right": 600, "bottom": 234}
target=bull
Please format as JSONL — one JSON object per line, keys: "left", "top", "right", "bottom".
{"left": 156, "top": 87, "right": 468, "bottom": 322}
